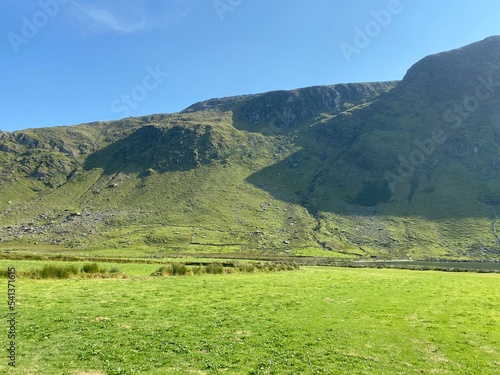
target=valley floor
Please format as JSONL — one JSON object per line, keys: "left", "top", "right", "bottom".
{"left": 1, "top": 264, "right": 499, "bottom": 374}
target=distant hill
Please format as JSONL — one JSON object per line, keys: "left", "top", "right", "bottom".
{"left": 2, "top": 36, "right": 500, "bottom": 260}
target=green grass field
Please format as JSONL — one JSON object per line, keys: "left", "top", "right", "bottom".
{"left": 2, "top": 265, "right": 499, "bottom": 374}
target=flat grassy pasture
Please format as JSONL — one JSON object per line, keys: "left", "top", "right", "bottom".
{"left": 1, "top": 266, "right": 499, "bottom": 374}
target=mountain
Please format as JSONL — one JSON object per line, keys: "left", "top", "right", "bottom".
{"left": 1, "top": 36, "right": 500, "bottom": 260}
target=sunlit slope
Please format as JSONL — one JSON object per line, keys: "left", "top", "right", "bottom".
{"left": 2, "top": 37, "right": 500, "bottom": 259}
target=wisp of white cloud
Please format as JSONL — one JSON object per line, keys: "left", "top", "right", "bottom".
{"left": 68, "top": 0, "right": 199, "bottom": 34}
{"left": 72, "top": 1, "right": 147, "bottom": 33}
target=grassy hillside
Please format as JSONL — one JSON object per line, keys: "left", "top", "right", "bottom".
{"left": 0, "top": 83, "right": 399, "bottom": 258}
{"left": 2, "top": 37, "right": 500, "bottom": 260}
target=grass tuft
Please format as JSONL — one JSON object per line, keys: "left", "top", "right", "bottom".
{"left": 35, "top": 264, "right": 79, "bottom": 279}
{"left": 81, "top": 262, "right": 108, "bottom": 274}
{"left": 205, "top": 262, "right": 224, "bottom": 274}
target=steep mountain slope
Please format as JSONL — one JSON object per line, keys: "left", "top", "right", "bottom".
{"left": 0, "top": 83, "right": 394, "bottom": 256}
{"left": 247, "top": 36, "right": 500, "bottom": 259}
{"left": 1, "top": 36, "right": 500, "bottom": 260}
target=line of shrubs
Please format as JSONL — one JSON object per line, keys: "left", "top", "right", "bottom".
{"left": 340, "top": 262, "right": 500, "bottom": 273}
{"left": 0, "top": 263, "right": 125, "bottom": 279}
{"left": 151, "top": 261, "right": 300, "bottom": 277}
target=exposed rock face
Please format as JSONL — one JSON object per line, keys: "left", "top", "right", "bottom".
{"left": 183, "top": 82, "right": 397, "bottom": 130}
{"left": 236, "top": 83, "right": 397, "bottom": 129}
{"left": 84, "top": 124, "right": 221, "bottom": 173}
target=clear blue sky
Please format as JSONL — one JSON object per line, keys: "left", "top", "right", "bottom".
{"left": 1, "top": 0, "right": 500, "bottom": 132}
